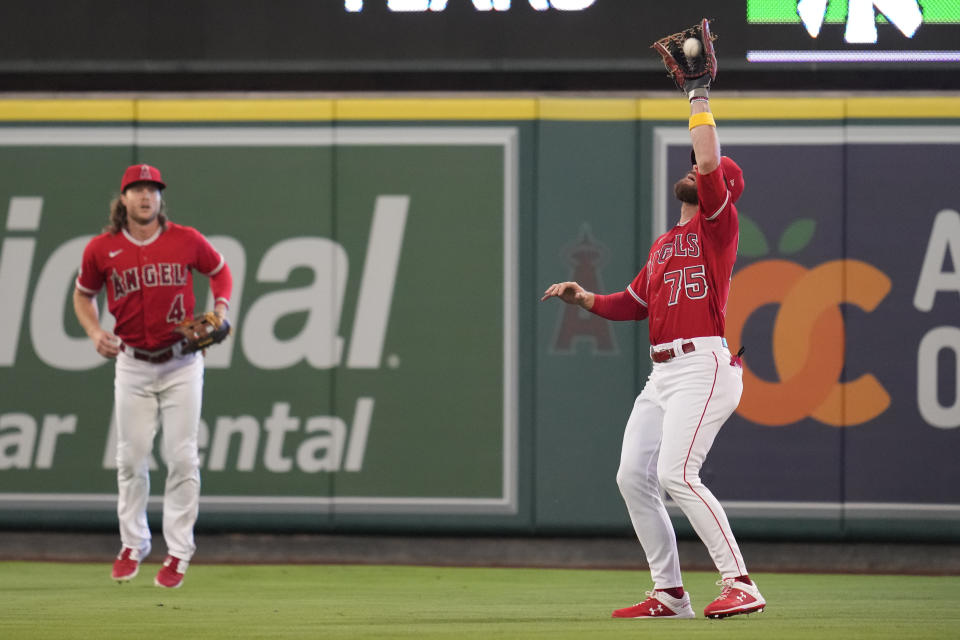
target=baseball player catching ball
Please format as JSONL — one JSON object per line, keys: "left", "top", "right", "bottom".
{"left": 73, "top": 164, "right": 232, "bottom": 589}
{"left": 542, "top": 20, "right": 766, "bottom": 619}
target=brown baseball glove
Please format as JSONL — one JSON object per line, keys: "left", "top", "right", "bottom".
{"left": 651, "top": 18, "right": 718, "bottom": 96}
{"left": 174, "top": 311, "right": 231, "bottom": 354}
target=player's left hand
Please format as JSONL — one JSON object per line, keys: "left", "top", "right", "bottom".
{"left": 174, "top": 311, "right": 231, "bottom": 354}
{"left": 651, "top": 18, "right": 718, "bottom": 96}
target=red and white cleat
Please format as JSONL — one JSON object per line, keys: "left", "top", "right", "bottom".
{"left": 703, "top": 578, "right": 766, "bottom": 619}
{"left": 154, "top": 555, "right": 189, "bottom": 589}
{"left": 111, "top": 547, "right": 141, "bottom": 582}
{"left": 612, "top": 590, "right": 695, "bottom": 619}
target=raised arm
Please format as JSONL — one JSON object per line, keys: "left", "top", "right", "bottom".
{"left": 653, "top": 18, "right": 721, "bottom": 174}
{"left": 690, "top": 97, "right": 720, "bottom": 175}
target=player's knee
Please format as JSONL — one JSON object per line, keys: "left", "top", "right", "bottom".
{"left": 615, "top": 467, "right": 628, "bottom": 493}
{"left": 116, "top": 464, "right": 149, "bottom": 485}
{"left": 616, "top": 462, "right": 656, "bottom": 497}
{"left": 164, "top": 454, "right": 200, "bottom": 480}
{"left": 657, "top": 468, "right": 689, "bottom": 497}
{"left": 115, "top": 451, "right": 149, "bottom": 478}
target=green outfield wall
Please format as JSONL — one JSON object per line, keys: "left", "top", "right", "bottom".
{"left": 1, "top": 96, "right": 959, "bottom": 541}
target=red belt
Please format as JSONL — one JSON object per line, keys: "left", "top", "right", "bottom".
{"left": 120, "top": 342, "right": 183, "bottom": 364}
{"left": 651, "top": 340, "right": 696, "bottom": 363}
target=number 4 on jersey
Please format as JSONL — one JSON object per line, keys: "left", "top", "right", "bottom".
{"left": 166, "top": 293, "right": 187, "bottom": 323}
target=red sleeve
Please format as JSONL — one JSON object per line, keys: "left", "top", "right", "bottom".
{"left": 75, "top": 236, "right": 104, "bottom": 295}
{"left": 696, "top": 163, "right": 738, "bottom": 247}
{"left": 209, "top": 263, "right": 232, "bottom": 309}
{"left": 591, "top": 265, "right": 649, "bottom": 321}
{"left": 193, "top": 229, "right": 224, "bottom": 275}
{"left": 591, "top": 290, "right": 648, "bottom": 321}
{"left": 194, "top": 230, "right": 232, "bottom": 308}
{"left": 696, "top": 164, "right": 731, "bottom": 222}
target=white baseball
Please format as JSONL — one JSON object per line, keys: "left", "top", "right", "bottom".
{"left": 683, "top": 37, "right": 701, "bottom": 58}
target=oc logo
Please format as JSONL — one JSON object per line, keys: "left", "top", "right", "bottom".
{"left": 726, "top": 259, "right": 891, "bottom": 427}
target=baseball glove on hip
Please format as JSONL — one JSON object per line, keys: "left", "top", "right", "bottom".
{"left": 174, "top": 311, "right": 231, "bottom": 354}
{"left": 651, "top": 18, "right": 718, "bottom": 96}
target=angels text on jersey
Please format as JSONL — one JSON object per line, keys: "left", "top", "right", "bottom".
{"left": 654, "top": 232, "right": 701, "bottom": 264}
{"left": 109, "top": 263, "right": 189, "bottom": 300}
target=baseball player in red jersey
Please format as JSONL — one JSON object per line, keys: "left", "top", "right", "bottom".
{"left": 73, "top": 164, "right": 232, "bottom": 589}
{"left": 542, "top": 88, "right": 765, "bottom": 617}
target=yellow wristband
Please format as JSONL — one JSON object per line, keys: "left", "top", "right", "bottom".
{"left": 689, "top": 112, "right": 716, "bottom": 130}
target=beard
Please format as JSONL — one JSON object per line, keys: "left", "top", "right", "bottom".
{"left": 127, "top": 207, "right": 159, "bottom": 226}
{"left": 673, "top": 177, "right": 698, "bottom": 204}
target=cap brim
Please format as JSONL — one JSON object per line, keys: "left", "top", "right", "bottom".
{"left": 122, "top": 179, "right": 166, "bottom": 192}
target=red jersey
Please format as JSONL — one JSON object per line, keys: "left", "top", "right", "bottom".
{"left": 592, "top": 157, "right": 742, "bottom": 346}
{"left": 76, "top": 222, "right": 228, "bottom": 350}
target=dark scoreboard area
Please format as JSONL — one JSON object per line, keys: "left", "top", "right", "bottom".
{"left": 2, "top": 1, "right": 959, "bottom": 91}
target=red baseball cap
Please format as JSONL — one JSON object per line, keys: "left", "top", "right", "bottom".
{"left": 719, "top": 156, "right": 745, "bottom": 204}
{"left": 692, "top": 150, "right": 745, "bottom": 204}
{"left": 120, "top": 164, "right": 166, "bottom": 192}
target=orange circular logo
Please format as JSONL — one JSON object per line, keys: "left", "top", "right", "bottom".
{"left": 726, "top": 259, "right": 892, "bottom": 427}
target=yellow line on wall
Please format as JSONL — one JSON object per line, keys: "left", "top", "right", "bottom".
{"left": 0, "top": 97, "right": 957, "bottom": 122}
{"left": 0, "top": 100, "right": 135, "bottom": 121}
{"left": 334, "top": 98, "right": 539, "bottom": 120}
{"left": 639, "top": 98, "right": 848, "bottom": 120}
{"left": 538, "top": 98, "right": 638, "bottom": 121}
{"left": 136, "top": 99, "right": 335, "bottom": 121}
{"left": 715, "top": 98, "right": 848, "bottom": 120}
{"left": 847, "top": 97, "right": 960, "bottom": 119}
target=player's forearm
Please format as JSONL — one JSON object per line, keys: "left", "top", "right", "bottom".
{"left": 591, "top": 290, "right": 648, "bottom": 321}
{"left": 209, "top": 263, "right": 233, "bottom": 313}
{"left": 72, "top": 289, "right": 102, "bottom": 339}
{"left": 689, "top": 97, "right": 720, "bottom": 174}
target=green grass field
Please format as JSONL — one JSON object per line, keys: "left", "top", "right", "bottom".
{"left": 2, "top": 562, "right": 958, "bottom": 639}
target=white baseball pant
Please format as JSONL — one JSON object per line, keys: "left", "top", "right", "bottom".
{"left": 114, "top": 350, "right": 204, "bottom": 562}
{"left": 616, "top": 336, "right": 747, "bottom": 588}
